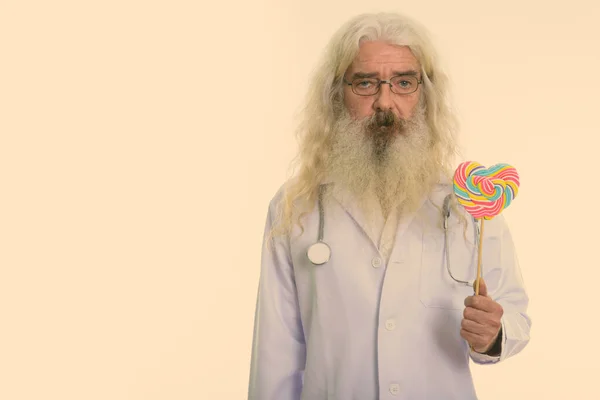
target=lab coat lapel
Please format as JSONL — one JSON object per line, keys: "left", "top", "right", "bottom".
{"left": 321, "top": 173, "right": 452, "bottom": 251}
{"left": 323, "top": 181, "right": 385, "bottom": 251}
{"left": 395, "top": 196, "right": 427, "bottom": 239}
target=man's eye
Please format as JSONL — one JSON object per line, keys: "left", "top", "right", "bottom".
{"left": 356, "top": 80, "right": 373, "bottom": 87}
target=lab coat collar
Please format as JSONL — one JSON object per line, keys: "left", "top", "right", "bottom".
{"left": 324, "top": 182, "right": 386, "bottom": 248}
{"left": 319, "top": 172, "right": 452, "bottom": 251}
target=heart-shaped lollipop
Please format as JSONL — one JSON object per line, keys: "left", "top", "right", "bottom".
{"left": 452, "top": 161, "right": 520, "bottom": 301}
{"left": 453, "top": 161, "right": 520, "bottom": 220}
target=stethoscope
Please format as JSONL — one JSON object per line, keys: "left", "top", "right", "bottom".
{"left": 442, "top": 194, "right": 480, "bottom": 287}
{"left": 306, "top": 187, "right": 481, "bottom": 287}
{"left": 306, "top": 184, "right": 331, "bottom": 265}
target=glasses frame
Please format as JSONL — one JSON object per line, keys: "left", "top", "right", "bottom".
{"left": 344, "top": 75, "right": 424, "bottom": 96}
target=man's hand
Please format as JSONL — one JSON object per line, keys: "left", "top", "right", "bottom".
{"left": 461, "top": 278, "right": 503, "bottom": 354}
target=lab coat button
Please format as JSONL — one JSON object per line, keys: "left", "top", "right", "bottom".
{"left": 389, "top": 383, "right": 400, "bottom": 395}
{"left": 385, "top": 319, "right": 396, "bottom": 331}
{"left": 371, "top": 257, "right": 382, "bottom": 268}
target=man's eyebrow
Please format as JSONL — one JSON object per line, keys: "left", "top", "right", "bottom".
{"left": 350, "top": 71, "right": 379, "bottom": 79}
{"left": 392, "top": 70, "right": 420, "bottom": 77}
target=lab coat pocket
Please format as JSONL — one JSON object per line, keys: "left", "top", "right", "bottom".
{"left": 419, "top": 230, "right": 477, "bottom": 310}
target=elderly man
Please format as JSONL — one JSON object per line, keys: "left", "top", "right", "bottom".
{"left": 248, "top": 12, "right": 531, "bottom": 400}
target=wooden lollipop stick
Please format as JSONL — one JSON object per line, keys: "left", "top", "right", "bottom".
{"left": 475, "top": 218, "right": 485, "bottom": 296}
{"left": 470, "top": 218, "right": 485, "bottom": 352}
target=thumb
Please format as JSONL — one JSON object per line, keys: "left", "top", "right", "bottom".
{"left": 474, "top": 277, "right": 489, "bottom": 297}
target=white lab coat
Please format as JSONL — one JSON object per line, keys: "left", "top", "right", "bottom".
{"left": 248, "top": 177, "right": 531, "bottom": 400}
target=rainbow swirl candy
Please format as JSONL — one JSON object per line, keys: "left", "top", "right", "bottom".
{"left": 453, "top": 161, "right": 520, "bottom": 220}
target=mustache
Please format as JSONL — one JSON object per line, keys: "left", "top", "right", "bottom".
{"left": 366, "top": 110, "right": 405, "bottom": 133}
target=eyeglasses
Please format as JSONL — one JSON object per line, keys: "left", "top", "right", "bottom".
{"left": 344, "top": 75, "right": 423, "bottom": 96}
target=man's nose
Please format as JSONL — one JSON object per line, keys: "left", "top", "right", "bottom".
{"left": 373, "top": 82, "right": 393, "bottom": 111}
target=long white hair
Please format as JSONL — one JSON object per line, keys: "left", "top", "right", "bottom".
{"left": 269, "top": 12, "right": 464, "bottom": 242}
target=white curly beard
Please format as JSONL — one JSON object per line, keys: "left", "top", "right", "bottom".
{"left": 324, "top": 105, "right": 442, "bottom": 224}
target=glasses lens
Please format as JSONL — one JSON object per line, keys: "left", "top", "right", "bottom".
{"left": 352, "top": 78, "right": 379, "bottom": 95}
{"left": 390, "top": 76, "right": 418, "bottom": 94}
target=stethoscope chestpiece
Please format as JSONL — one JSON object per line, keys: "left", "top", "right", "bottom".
{"left": 307, "top": 241, "right": 331, "bottom": 265}
{"left": 308, "top": 183, "right": 331, "bottom": 265}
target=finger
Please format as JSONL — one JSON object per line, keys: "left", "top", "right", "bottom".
{"left": 464, "top": 295, "right": 500, "bottom": 313}
{"left": 462, "top": 326, "right": 500, "bottom": 353}
{"left": 462, "top": 318, "right": 500, "bottom": 343}
{"left": 461, "top": 318, "right": 486, "bottom": 335}
{"left": 463, "top": 309, "right": 502, "bottom": 337}
{"left": 463, "top": 306, "right": 484, "bottom": 322}
{"left": 463, "top": 306, "right": 497, "bottom": 325}
{"left": 460, "top": 329, "right": 486, "bottom": 347}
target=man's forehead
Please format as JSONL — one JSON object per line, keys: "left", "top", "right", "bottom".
{"left": 350, "top": 41, "right": 419, "bottom": 70}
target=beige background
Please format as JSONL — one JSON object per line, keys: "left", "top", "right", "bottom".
{"left": 2, "top": 1, "right": 599, "bottom": 399}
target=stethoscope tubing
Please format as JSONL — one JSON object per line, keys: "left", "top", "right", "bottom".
{"left": 308, "top": 187, "right": 479, "bottom": 287}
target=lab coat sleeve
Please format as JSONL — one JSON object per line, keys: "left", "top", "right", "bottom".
{"left": 248, "top": 201, "right": 306, "bottom": 400}
{"left": 469, "top": 215, "right": 532, "bottom": 365}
